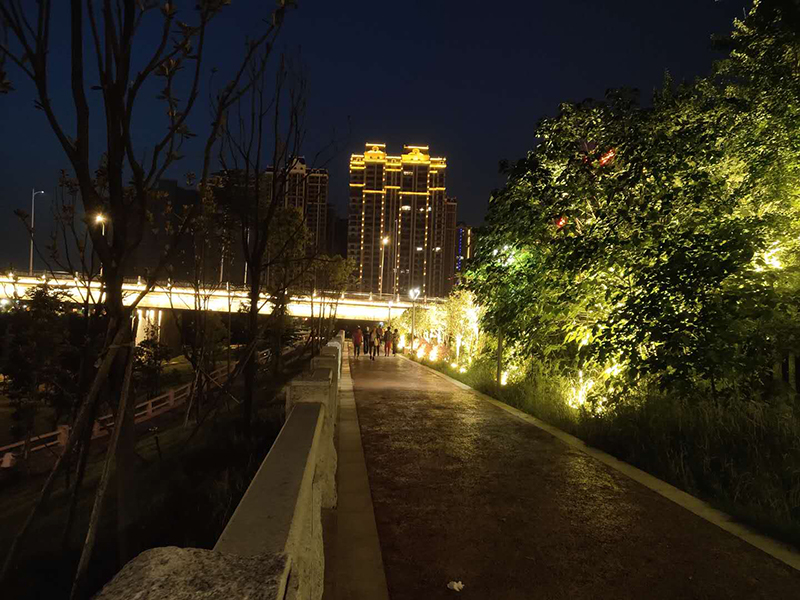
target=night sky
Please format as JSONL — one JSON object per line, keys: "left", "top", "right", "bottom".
{"left": 0, "top": 1, "right": 746, "bottom": 269}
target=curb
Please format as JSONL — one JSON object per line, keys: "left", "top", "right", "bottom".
{"left": 399, "top": 353, "right": 800, "bottom": 573}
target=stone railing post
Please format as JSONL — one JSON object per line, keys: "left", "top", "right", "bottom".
{"left": 57, "top": 424, "right": 70, "bottom": 448}
{"left": 287, "top": 368, "right": 337, "bottom": 510}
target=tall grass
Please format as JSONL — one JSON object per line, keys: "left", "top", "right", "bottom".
{"left": 420, "top": 356, "right": 800, "bottom": 549}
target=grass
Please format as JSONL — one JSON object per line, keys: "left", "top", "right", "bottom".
{"left": 416, "top": 355, "right": 800, "bottom": 551}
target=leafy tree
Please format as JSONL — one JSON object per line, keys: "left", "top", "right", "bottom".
{"left": 2, "top": 285, "right": 76, "bottom": 448}
{"left": 468, "top": 2, "right": 800, "bottom": 407}
{"left": 133, "top": 326, "right": 171, "bottom": 399}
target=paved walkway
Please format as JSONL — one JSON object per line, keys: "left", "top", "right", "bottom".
{"left": 349, "top": 353, "right": 800, "bottom": 600}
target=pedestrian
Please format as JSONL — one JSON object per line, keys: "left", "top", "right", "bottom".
{"left": 372, "top": 328, "right": 382, "bottom": 360}
{"left": 353, "top": 326, "right": 363, "bottom": 359}
{"left": 384, "top": 327, "right": 392, "bottom": 356}
{"left": 363, "top": 327, "right": 371, "bottom": 356}
{"left": 370, "top": 327, "right": 378, "bottom": 360}
{"left": 392, "top": 329, "right": 398, "bottom": 355}
{"left": 374, "top": 325, "right": 383, "bottom": 358}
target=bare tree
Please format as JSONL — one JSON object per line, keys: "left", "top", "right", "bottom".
{"left": 214, "top": 49, "right": 338, "bottom": 435}
{"left": 0, "top": 0, "right": 294, "bottom": 588}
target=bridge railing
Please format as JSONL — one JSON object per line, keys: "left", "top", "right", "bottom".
{"left": 93, "top": 332, "right": 345, "bottom": 600}
{"left": 0, "top": 365, "right": 231, "bottom": 463}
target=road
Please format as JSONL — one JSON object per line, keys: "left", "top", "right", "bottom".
{"left": 349, "top": 353, "right": 800, "bottom": 600}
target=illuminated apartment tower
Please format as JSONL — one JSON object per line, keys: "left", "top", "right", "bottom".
{"left": 265, "top": 158, "right": 329, "bottom": 251}
{"left": 454, "top": 221, "right": 473, "bottom": 284}
{"left": 348, "top": 143, "right": 454, "bottom": 297}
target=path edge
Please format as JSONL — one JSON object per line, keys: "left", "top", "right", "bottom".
{"left": 333, "top": 343, "right": 391, "bottom": 600}
{"left": 399, "top": 354, "right": 800, "bottom": 573}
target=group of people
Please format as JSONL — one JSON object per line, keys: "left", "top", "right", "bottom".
{"left": 352, "top": 325, "right": 399, "bottom": 360}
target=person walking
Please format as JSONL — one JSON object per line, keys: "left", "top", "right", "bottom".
{"left": 384, "top": 327, "right": 392, "bottom": 356}
{"left": 353, "top": 326, "right": 363, "bottom": 359}
{"left": 370, "top": 327, "right": 378, "bottom": 360}
{"left": 392, "top": 328, "right": 399, "bottom": 355}
{"left": 374, "top": 325, "right": 383, "bottom": 358}
{"left": 363, "top": 327, "right": 371, "bottom": 357}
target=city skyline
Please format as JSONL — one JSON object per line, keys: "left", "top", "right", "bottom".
{"left": 0, "top": 1, "right": 743, "bottom": 270}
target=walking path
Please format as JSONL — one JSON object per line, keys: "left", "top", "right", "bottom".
{"left": 347, "top": 350, "right": 800, "bottom": 600}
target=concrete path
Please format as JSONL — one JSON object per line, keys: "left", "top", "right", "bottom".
{"left": 325, "top": 348, "right": 390, "bottom": 600}
{"left": 349, "top": 353, "right": 800, "bottom": 600}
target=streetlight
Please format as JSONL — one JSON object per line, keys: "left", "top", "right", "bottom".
{"left": 95, "top": 214, "right": 107, "bottom": 276}
{"left": 409, "top": 287, "right": 420, "bottom": 347}
{"left": 29, "top": 189, "right": 45, "bottom": 275}
{"left": 379, "top": 236, "right": 390, "bottom": 296}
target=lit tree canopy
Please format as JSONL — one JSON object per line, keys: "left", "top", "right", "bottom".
{"left": 468, "top": 2, "right": 800, "bottom": 400}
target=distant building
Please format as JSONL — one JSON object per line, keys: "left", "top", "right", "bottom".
{"left": 326, "top": 206, "right": 348, "bottom": 258}
{"left": 264, "top": 159, "right": 329, "bottom": 253}
{"left": 454, "top": 221, "right": 474, "bottom": 284}
{"left": 348, "top": 143, "right": 454, "bottom": 297}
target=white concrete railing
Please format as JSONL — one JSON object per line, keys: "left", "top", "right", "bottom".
{"left": 94, "top": 332, "right": 345, "bottom": 600}
{"left": 0, "top": 364, "right": 232, "bottom": 466}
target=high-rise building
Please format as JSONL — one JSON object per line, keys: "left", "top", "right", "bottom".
{"left": 348, "top": 143, "right": 455, "bottom": 297}
{"left": 454, "top": 221, "right": 474, "bottom": 285}
{"left": 265, "top": 158, "right": 329, "bottom": 252}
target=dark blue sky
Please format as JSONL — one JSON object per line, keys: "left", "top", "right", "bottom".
{"left": 0, "top": 1, "right": 746, "bottom": 269}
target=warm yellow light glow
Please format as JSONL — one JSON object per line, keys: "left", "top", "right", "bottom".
{"left": 382, "top": 236, "right": 390, "bottom": 245}
{"left": 603, "top": 362, "right": 624, "bottom": 377}
{"left": 429, "top": 346, "right": 439, "bottom": 362}
{"left": 95, "top": 214, "right": 106, "bottom": 224}
{"left": 500, "top": 371, "right": 509, "bottom": 386}
{"left": 398, "top": 336, "right": 406, "bottom": 350}
{"left": 450, "top": 362, "right": 458, "bottom": 368}
{"left": 416, "top": 346, "right": 426, "bottom": 359}
{"left": 568, "top": 371, "right": 595, "bottom": 410}
{"left": 459, "top": 366, "right": 467, "bottom": 374}
{"left": 753, "top": 241, "right": 783, "bottom": 272}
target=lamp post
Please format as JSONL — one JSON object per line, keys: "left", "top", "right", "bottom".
{"left": 219, "top": 244, "right": 225, "bottom": 284}
{"left": 379, "top": 236, "right": 389, "bottom": 296}
{"left": 95, "top": 214, "right": 107, "bottom": 276}
{"left": 29, "top": 189, "right": 45, "bottom": 275}
{"left": 409, "top": 287, "right": 420, "bottom": 347}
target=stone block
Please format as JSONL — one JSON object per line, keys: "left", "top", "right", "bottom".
{"left": 286, "top": 369, "right": 332, "bottom": 416}
{"left": 312, "top": 355, "right": 339, "bottom": 390}
{"left": 93, "top": 547, "right": 290, "bottom": 600}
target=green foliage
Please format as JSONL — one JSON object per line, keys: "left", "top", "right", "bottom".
{"left": 134, "top": 326, "right": 172, "bottom": 399}
{"left": 1, "top": 285, "right": 78, "bottom": 440}
{"left": 468, "top": 2, "right": 800, "bottom": 404}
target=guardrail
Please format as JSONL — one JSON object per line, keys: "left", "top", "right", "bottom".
{"left": 94, "top": 332, "right": 345, "bottom": 600}
{"left": 0, "top": 365, "right": 231, "bottom": 462}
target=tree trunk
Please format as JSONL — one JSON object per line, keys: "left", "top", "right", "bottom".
{"left": 61, "top": 402, "right": 97, "bottom": 551}
{"left": 114, "top": 326, "right": 138, "bottom": 564}
{"left": 71, "top": 325, "right": 136, "bottom": 600}
{"left": 243, "top": 264, "right": 261, "bottom": 437}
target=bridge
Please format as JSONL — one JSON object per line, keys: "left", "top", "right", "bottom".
{"left": 0, "top": 271, "right": 433, "bottom": 325}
